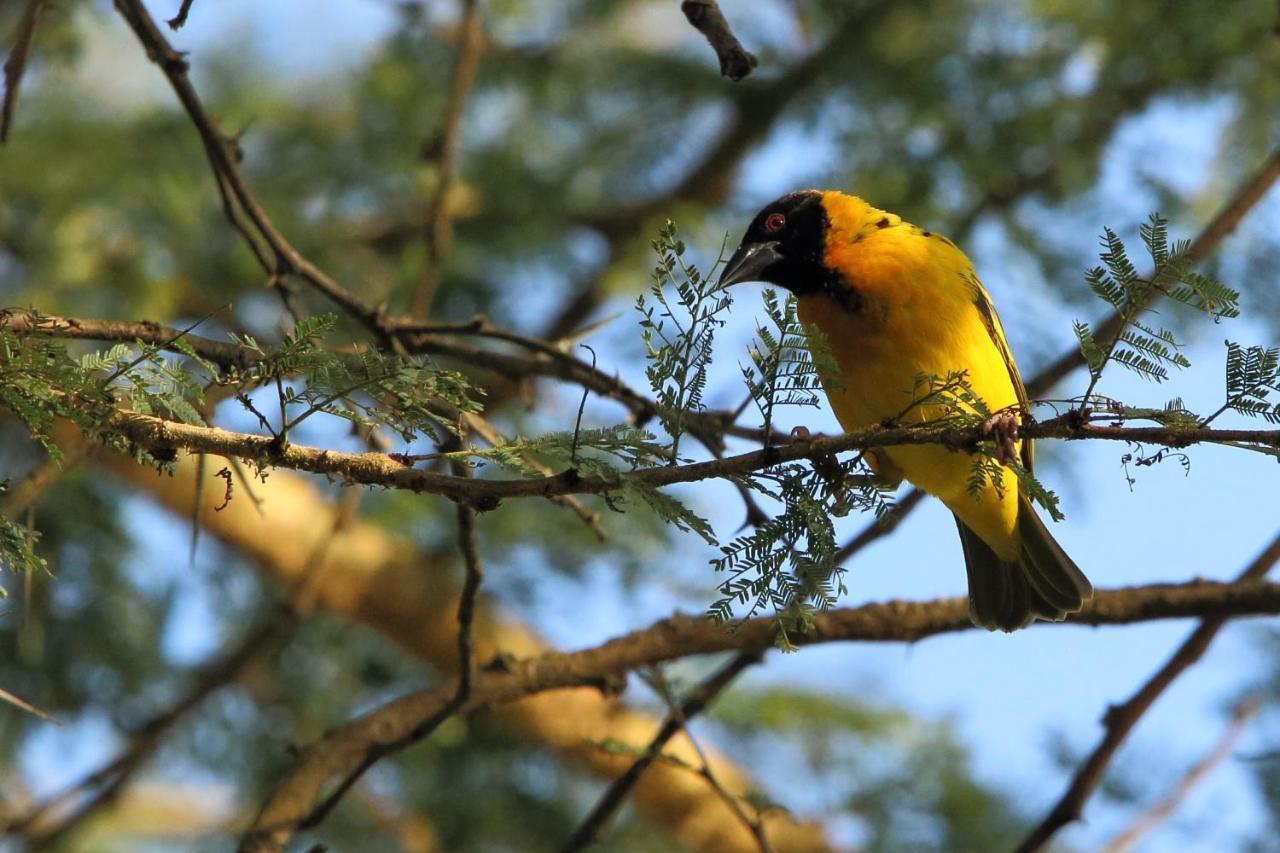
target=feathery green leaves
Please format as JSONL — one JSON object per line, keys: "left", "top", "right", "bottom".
{"left": 741, "top": 289, "right": 838, "bottom": 439}
{"left": 1076, "top": 214, "right": 1238, "bottom": 392}
{"left": 636, "top": 220, "right": 732, "bottom": 461}
{"left": 1221, "top": 341, "right": 1280, "bottom": 424}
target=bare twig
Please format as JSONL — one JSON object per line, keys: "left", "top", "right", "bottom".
{"left": 0, "top": 685, "right": 56, "bottom": 723}
{"left": 244, "top": 577, "right": 1280, "bottom": 853}
{"left": 1016, "top": 531, "right": 1280, "bottom": 852}
{"left": 834, "top": 487, "right": 926, "bottom": 563}
{"left": 408, "top": 0, "right": 484, "bottom": 319}
{"left": 681, "top": 1, "right": 757, "bottom": 81}
{"left": 113, "top": 0, "right": 388, "bottom": 336}
{"left": 292, "top": 470, "right": 487, "bottom": 836}
{"left": 559, "top": 650, "right": 760, "bottom": 852}
{"left": 646, "top": 666, "right": 774, "bottom": 852}
{"left": 166, "top": 0, "right": 196, "bottom": 30}
{"left": 1102, "top": 693, "right": 1262, "bottom": 853}
{"left": 1, "top": 0, "right": 45, "bottom": 143}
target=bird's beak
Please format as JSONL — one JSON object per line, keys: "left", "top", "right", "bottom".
{"left": 717, "top": 241, "right": 783, "bottom": 289}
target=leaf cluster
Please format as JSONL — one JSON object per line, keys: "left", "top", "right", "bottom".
{"left": 740, "top": 288, "right": 838, "bottom": 438}
{"left": 1223, "top": 341, "right": 1280, "bottom": 424}
{"left": 636, "top": 220, "right": 732, "bottom": 461}
{"left": 230, "top": 314, "right": 482, "bottom": 443}
{"left": 1074, "top": 214, "right": 1239, "bottom": 387}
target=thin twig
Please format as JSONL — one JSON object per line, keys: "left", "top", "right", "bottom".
{"left": 113, "top": 0, "right": 389, "bottom": 336}
{"left": 294, "top": 465, "right": 487, "bottom": 836}
{"left": 0, "top": 685, "right": 56, "bottom": 723}
{"left": 1, "top": 0, "right": 45, "bottom": 143}
{"left": 834, "top": 487, "right": 926, "bottom": 563}
{"left": 407, "top": 0, "right": 484, "bottom": 319}
{"left": 559, "top": 650, "right": 761, "bottom": 852}
{"left": 680, "top": 1, "right": 757, "bottom": 81}
{"left": 646, "top": 666, "right": 774, "bottom": 851}
{"left": 166, "top": 0, "right": 196, "bottom": 30}
{"left": 0, "top": 309, "right": 255, "bottom": 366}
{"left": 1016, "top": 530, "right": 1280, "bottom": 852}
{"left": 1102, "top": 693, "right": 1261, "bottom": 853}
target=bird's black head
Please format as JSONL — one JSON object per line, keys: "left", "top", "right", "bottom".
{"left": 718, "top": 190, "right": 834, "bottom": 295}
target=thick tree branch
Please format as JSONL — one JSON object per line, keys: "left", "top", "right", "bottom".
{"left": 1017, "top": 530, "right": 1280, "bottom": 852}
{"left": 242, "top": 576, "right": 1280, "bottom": 853}
{"left": 681, "top": 1, "right": 757, "bottom": 82}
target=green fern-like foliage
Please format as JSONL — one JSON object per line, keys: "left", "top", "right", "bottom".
{"left": 1075, "top": 214, "right": 1240, "bottom": 388}
{"left": 740, "top": 289, "right": 837, "bottom": 439}
{"left": 0, "top": 516, "right": 47, "bottom": 589}
{"left": 636, "top": 220, "right": 732, "bottom": 461}
{"left": 1223, "top": 341, "right": 1280, "bottom": 424}
{"left": 230, "top": 313, "right": 482, "bottom": 443}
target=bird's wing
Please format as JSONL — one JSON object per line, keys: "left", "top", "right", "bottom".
{"left": 966, "top": 273, "right": 1033, "bottom": 472}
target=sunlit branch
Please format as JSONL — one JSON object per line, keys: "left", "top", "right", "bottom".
{"left": 96, "top": 407, "right": 1280, "bottom": 505}
{"left": 241, "top": 577, "right": 1280, "bottom": 853}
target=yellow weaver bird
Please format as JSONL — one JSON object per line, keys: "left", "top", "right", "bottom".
{"left": 719, "top": 190, "right": 1092, "bottom": 631}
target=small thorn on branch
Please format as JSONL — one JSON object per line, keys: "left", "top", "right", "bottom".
{"left": 680, "top": 1, "right": 758, "bottom": 82}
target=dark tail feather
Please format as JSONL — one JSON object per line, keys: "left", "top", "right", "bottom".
{"left": 956, "top": 497, "right": 1093, "bottom": 632}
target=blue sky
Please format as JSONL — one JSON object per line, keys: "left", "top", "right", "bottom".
{"left": 23, "top": 2, "right": 1280, "bottom": 849}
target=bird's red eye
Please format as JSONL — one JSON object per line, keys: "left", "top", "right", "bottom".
{"left": 764, "top": 212, "right": 786, "bottom": 232}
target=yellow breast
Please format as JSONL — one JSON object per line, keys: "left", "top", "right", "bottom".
{"left": 798, "top": 192, "right": 1023, "bottom": 555}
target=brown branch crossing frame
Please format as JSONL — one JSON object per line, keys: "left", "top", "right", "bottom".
{"left": 89, "top": 407, "right": 1280, "bottom": 506}
{"left": 239, "top": 578, "right": 1280, "bottom": 853}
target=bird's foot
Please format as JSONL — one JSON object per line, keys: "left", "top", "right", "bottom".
{"left": 981, "top": 411, "right": 1020, "bottom": 466}
{"left": 791, "top": 426, "right": 850, "bottom": 510}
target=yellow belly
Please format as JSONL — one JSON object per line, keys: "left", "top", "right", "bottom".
{"left": 797, "top": 290, "right": 1021, "bottom": 559}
